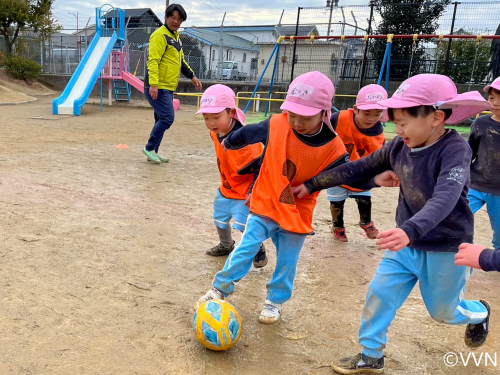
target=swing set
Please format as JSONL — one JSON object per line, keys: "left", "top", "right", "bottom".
{"left": 243, "top": 33, "right": 500, "bottom": 117}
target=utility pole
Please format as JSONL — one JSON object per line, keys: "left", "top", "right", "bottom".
{"left": 166, "top": 0, "right": 170, "bottom": 7}
{"left": 326, "top": 0, "right": 339, "bottom": 36}
{"left": 219, "top": 12, "right": 226, "bottom": 80}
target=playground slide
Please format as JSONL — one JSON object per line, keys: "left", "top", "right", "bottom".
{"left": 53, "top": 31, "right": 118, "bottom": 115}
{"left": 122, "top": 71, "right": 144, "bottom": 93}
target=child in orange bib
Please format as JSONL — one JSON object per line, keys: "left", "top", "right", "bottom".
{"left": 196, "top": 84, "right": 267, "bottom": 268}
{"left": 327, "top": 84, "right": 387, "bottom": 242}
{"left": 195, "top": 72, "right": 368, "bottom": 324}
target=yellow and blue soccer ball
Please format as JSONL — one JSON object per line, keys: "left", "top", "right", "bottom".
{"left": 193, "top": 300, "right": 243, "bottom": 351}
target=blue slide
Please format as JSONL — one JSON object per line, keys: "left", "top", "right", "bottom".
{"left": 53, "top": 31, "right": 117, "bottom": 115}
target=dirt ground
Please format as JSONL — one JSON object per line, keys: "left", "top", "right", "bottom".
{"left": 0, "top": 91, "right": 499, "bottom": 375}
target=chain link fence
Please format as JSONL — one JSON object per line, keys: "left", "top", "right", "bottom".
{"left": 1, "top": 2, "right": 499, "bottom": 87}
{"left": 287, "top": 1, "right": 500, "bottom": 85}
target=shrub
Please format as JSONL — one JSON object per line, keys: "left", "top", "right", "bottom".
{"left": 4, "top": 56, "right": 42, "bottom": 80}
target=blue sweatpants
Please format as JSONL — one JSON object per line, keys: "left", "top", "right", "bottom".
{"left": 213, "top": 189, "right": 249, "bottom": 232}
{"left": 468, "top": 188, "right": 500, "bottom": 249}
{"left": 360, "top": 247, "right": 488, "bottom": 359}
{"left": 213, "top": 214, "right": 306, "bottom": 304}
{"left": 327, "top": 186, "right": 371, "bottom": 202}
{"left": 144, "top": 88, "right": 175, "bottom": 152}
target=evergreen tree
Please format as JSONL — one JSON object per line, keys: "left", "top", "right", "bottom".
{"left": 369, "top": 0, "right": 451, "bottom": 81}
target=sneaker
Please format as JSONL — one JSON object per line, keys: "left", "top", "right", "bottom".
{"left": 360, "top": 222, "right": 379, "bottom": 240}
{"left": 194, "top": 288, "right": 224, "bottom": 310}
{"left": 333, "top": 227, "right": 348, "bottom": 242}
{"left": 331, "top": 353, "right": 384, "bottom": 374}
{"left": 258, "top": 299, "right": 282, "bottom": 324}
{"left": 142, "top": 148, "right": 161, "bottom": 164}
{"left": 465, "top": 300, "right": 491, "bottom": 348}
{"left": 206, "top": 241, "right": 235, "bottom": 256}
{"left": 253, "top": 244, "right": 268, "bottom": 268}
{"left": 153, "top": 152, "right": 169, "bottom": 163}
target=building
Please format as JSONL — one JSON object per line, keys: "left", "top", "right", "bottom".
{"left": 182, "top": 28, "right": 260, "bottom": 80}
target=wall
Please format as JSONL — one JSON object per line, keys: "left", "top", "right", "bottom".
{"left": 38, "top": 74, "right": 288, "bottom": 112}
{"left": 38, "top": 74, "right": 488, "bottom": 122}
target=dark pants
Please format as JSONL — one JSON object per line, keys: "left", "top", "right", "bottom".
{"left": 144, "top": 88, "right": 175, "bottom": 152}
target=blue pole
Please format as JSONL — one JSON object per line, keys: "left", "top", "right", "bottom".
{"left": 244, "top": 43, "right": 278, "bottom": 114}
{"left": 265, "top": 43, "right": 281, "bottom": 117}
{"left": 378, "top": 43, "right": 389, "bottom": 86}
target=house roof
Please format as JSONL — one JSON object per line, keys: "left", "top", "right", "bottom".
{"left": 105, "top": 8, "right": 162, "bottom": 26}
{"left": 192, "top": 24, "right": 319, "bottom": 45}
{"left": 182, "top": 28, "right": 260, "bottom": 51}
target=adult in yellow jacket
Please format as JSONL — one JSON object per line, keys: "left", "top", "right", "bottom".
{"left": 142, "top": 4, "right": 202, "bottom": 164}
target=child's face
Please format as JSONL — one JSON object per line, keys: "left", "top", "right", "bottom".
{"left": 287, "top": 110, "right": 324, "bottom": 135}
{"left": 393, "top": 108, "right": 445, "bottom": 148}
{"left": 353, "top": 107, "right": 384, "bottom": 129}
{"left": 488, "top": 89, "right": 500, "bottom": 118}
{"left": 203, "top": 109, "right": 235, "bottom": 136}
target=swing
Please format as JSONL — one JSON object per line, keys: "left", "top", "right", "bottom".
{"left": 407, "top": 34, "right": 418, "bottom": 78}
{"left": 468, "top": 35, "right": 482, "bottom": 91}
{"left": 434, "top": 35, "right": 445, "bottom": 73}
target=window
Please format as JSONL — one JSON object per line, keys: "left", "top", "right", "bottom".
{"left": 212, "top": 50, "right": 215, "bottom": 61}
{"left": 243, "top": 53, "right": 246, "bottom": 63}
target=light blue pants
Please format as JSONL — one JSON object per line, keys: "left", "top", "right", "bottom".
{"left": 213, "top": 214, "right": 306, "bottom": 304}
{"left": 360, "top": 247, "right": 488, "bottom": 359}
{"left": 327, "top": 186, "right": 371, "bottom": 202}
{"left": 213, "top": 189, "right": 249, "bottom": 232}
{"left": 468, "top": 188, "right": 500, "bottom": 249}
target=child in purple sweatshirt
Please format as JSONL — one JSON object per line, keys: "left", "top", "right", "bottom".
{"left": 293, "top": 74, "right": 492, "bottom": 374}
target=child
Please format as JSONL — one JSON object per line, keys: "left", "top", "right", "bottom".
{"left": 456, "top": 243, "right": 500, "bottom": 272}
{"left": 194, "top": 71, "right": 353, "bottom": 324}
{"left": 196, "top": 84, "right": 267, "bottom": 268}
{"left": 327, "top": 84, "right": 387, "bottom": 242}
{"left": 293, "top": 74, "right": 492, "bottom": 373}
{"left": 467, "top": 76, "right": 500, "bottom": 249}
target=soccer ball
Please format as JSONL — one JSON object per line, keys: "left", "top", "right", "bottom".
{"left": 193, "top": 300, "right": 243, "bottom": 351}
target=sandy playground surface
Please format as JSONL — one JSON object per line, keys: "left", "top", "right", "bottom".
{"left": 0, "top": 87, "right": 499, "bottom": 375}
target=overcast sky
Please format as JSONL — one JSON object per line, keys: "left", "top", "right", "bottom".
{"left": 52, "top": 0, "right": 499, "bottom": 34}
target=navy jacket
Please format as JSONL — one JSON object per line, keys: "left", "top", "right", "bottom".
{"left": 305, "top": 130, "right": 473, "bottom": 252}
{"left": 468, "top": 115, "right": 500, "bottom": 194}
{"left": 480, "top": 248, "right": 500, "bottom": 272}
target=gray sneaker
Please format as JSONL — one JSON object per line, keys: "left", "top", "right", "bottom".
{"left": 142, "top": 148, "right": 161, "bottom": 164}
{"left": 253, "top": 244, "right": 268, "bottom": 268}
{"left": 206, "top": 241, "right": 235, "bottom": 256}
{"left": 331, "top": 353, "right": 384, "bottom": 374}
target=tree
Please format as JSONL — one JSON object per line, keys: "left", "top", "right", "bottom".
{"left": 491, "top": 23, "right": 500, "bottom": 79}
{"left": 0, "top": 0, "right": 60, "bottom": 56}
{"left": 369, "top": 0, "right": 451, "bottom": 81}
{"left": 436, "top": 29, "right": 492, "bottom": 84}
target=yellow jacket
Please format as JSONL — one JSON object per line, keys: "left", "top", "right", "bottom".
{"left": 146, "top": 25, "right": 195, "bottom": 91}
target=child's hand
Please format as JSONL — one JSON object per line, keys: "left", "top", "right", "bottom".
{"left": 291, "top": 184, "right": 310, "bottom": 199}
{"left": 245, "top": 193, "right": 251, "bottom": 207}
{"left": 221, "top": 139, "right": 228, "bottom": 151}
{"left": 455, "top": 243, "right": 486, "bottom": 269}
{"left": 374, "top": 171, "right": 400, "bottom": 187}
{"left": 376, "top": 228, "right": 410, "bottom": 251}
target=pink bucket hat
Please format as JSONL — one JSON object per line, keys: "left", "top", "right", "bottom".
{"left": 484, "top": 76, "right": 500, "bottom": 93}
{"left": 281, "top": 71, "right": 335, "bottom": 131}
{"left": 356, "top": 84, "right": 388, "bottom": 110}
{"left": 196, "top": 84, "right": 246, "bottom": 124}
{"left": 377, "top": 74, "right": 491, "bottom": 124}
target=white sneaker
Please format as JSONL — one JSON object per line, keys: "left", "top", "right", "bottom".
{"left": 258, "top": 299, "right": 282, "bottom": 324}
{"left": 194, "top": 288, "right": 224, "bottom": 310}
